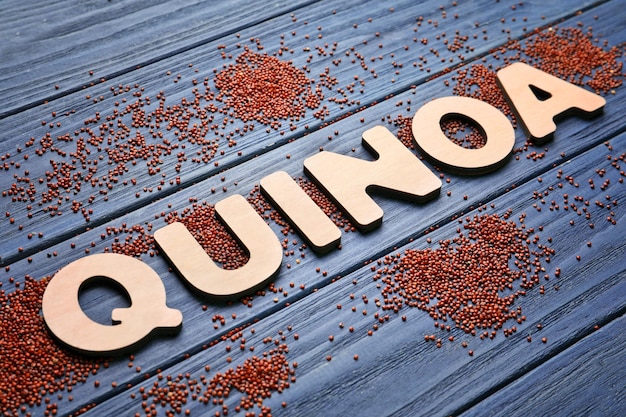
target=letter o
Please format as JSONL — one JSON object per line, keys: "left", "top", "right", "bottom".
{"left": 42, "top": 253, "right": 182, "bottom": 356}
{"left": 412, "top": 96, "right": 515, "bottom": 174}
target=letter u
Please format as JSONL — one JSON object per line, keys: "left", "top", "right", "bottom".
{"left": 154, "top": 194, "right": 283, "bottom": 297}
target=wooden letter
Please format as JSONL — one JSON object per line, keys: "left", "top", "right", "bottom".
{"left": 303, "top": 125, "right": 441, "bottom": 231}
{"left": 41, "top": 253, "right": 182, "bottom": 356}
{"left": 260, "top": 171, "right": 341, "bottom": 254}
{"left": 496, "top": 62, "right": 606, "bottom": 143}
{"left": 412, "top": 96, "right": 515, "bottom": 174}
{"left": 154, "top": 194, "right": 282, "bottom": 297}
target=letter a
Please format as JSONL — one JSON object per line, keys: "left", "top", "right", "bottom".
{"left": 497, "top": 62, "right": 606, "bottom": 143}
{"left": 303, "top": 125, "right": 441, "bottom": 232}
{"left": 154, "top": 194, "right": 283, "bottom": 297}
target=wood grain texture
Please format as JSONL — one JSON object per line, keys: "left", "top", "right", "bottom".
{"left": 460, "top": 315, "right": 626, "bottom": 417}
{"left": 0, "top": 0, "right": 606, "bottom": 265}
{"left": 0, "top": 0, "right": 317, "bottom": 117}
{"left": 1, "top": 0, "right": 625, "bottom": 415}
{"left": 4, "top": 113, "right": 624, "bottom": 416}
{"left": 80, "top": 131, "right": 626, "bottom": 416}
{"left": 5, "top": 40, "right": 624, "bottom": 382}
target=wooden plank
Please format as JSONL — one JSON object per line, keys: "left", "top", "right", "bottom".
{"left": 459, "top": 315, "right": 626, "bottom": 416}
{"left": 4, "top": 112, "right": 625, "bottom": 415}
{"left": 1, "top": 0, "right": 622, "bottom": 354}
{"left": 0, "top": 0, "right": 607, "bottom": 264}
{"left": 2, "top": 0, "right": 625, "bottom": 415}
{"left": 0, "top": 0, "right": 317, "bottom": 117}
{"left": 5, "top": 33, "right": 625, "bottom": 374}
{"left": 78, "top": 130, "right": 626, "bottom": 416}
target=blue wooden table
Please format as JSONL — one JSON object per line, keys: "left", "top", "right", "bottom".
{"left": 1, "top": 0, "right": 625, "bottom": 415}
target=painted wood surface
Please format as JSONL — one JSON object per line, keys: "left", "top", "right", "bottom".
{"left": 0, "top": 0, "right": 316, "bottom": 117}
{"left": 460, "top": 315, "right": 625, "bottom": 416}
{"left": 1, "top": 0, "right": 625, "bottom": 416}
{"left": 79, "top": 131, "right": 626, "bottom": 417}
{"left": 0, "top": 0, "right": 603, "bottom": 264}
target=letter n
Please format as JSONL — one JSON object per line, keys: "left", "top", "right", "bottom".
{"left": 303, "top": 126, "right": 441, "bottom": 232}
